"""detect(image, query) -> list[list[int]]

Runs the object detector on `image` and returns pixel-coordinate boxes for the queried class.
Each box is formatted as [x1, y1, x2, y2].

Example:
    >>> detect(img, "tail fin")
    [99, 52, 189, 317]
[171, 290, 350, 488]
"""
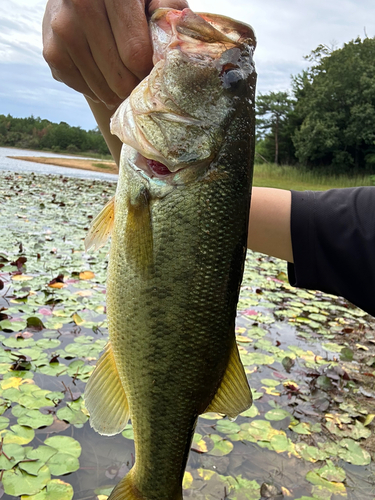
[108, 469, 183, 500]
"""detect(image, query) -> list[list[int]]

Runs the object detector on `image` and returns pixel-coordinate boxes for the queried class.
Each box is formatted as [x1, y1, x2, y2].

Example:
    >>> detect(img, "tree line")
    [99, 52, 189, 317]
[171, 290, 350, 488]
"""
[0, 114, 110, 156]
[1, 36, 374, 172]
[256, 36, 375, 173]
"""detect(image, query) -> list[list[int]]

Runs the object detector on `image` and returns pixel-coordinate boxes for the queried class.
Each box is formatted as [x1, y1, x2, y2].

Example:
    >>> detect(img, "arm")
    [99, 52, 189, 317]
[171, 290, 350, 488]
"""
[248, 187, 293, 263]
[42, 0, 189, 166]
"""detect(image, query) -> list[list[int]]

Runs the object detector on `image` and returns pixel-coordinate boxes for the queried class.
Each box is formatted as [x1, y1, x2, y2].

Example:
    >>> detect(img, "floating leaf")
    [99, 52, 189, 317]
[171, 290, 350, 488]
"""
[306, 470, 346, 494]
[12, 275, 34, 282]
[265, 408, 292, 421]
[0, 443, 25, 470]
[47, 453, 80, 476]
[26, 317, 45, 331]
[79, 271, 95, 280]
[2, 465, 50, 496]
[120, 422, 133, 441]
[290, 422, 311, 435]
[17, 409, 54, 429]
[1, 424, 35, 444]
[182, 471, 193, 490]
[191, 433, 214, 453]
[207, 434, 233, 456]
[340, 347, 354, 361]
[72, 313, 85, 326]
[338, 438, 371, 465]
[20, 479, 74, 500]
[241, 405, 259, 418]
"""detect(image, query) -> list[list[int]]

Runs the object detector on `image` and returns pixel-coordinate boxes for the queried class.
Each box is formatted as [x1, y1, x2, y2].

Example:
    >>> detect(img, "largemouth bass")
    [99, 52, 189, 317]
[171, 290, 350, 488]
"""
[85, 8, 256, 500]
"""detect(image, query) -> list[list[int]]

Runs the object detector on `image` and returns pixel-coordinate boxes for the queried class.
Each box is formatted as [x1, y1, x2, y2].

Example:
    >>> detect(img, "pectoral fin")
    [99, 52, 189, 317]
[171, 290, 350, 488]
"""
[85, 342, 129, 436]
[125, 186, 153, 272]
[85, 196, 115, 252]
[204, 340, 252, 418]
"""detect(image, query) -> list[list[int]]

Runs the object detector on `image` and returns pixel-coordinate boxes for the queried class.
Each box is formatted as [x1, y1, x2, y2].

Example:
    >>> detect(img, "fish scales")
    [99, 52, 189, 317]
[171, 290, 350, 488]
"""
[85, 7, 257, 500]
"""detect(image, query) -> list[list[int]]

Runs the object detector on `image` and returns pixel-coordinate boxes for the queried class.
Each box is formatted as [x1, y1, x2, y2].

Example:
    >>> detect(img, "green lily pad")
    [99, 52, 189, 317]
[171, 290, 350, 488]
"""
[1, 424, 35, 445]
[0, 443, 25, 470]
[265, 408, 292, 421]
[47, 453, 80, 476]
[207, 434, 233, 456]
[17, 409, 54, 429]
[2, 465, 51, 496]
[338, 438, 371, 465]
[44, 436, 82, 458]
[20, 479, 74, 500]
[122, 423, 134, 440]
[19, 459, 46, 476]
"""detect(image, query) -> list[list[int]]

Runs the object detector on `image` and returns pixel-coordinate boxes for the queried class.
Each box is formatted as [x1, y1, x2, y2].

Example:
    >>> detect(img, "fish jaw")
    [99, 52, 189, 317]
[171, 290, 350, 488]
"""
[111, 8, 256, 173]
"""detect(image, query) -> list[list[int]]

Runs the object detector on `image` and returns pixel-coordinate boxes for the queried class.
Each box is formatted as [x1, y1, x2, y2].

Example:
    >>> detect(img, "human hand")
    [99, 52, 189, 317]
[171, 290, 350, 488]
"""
[42, 0, 189, 109]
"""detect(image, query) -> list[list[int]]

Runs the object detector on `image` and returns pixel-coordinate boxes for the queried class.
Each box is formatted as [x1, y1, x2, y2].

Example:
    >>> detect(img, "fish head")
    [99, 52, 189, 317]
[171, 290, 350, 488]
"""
[111, 8, 256, 180]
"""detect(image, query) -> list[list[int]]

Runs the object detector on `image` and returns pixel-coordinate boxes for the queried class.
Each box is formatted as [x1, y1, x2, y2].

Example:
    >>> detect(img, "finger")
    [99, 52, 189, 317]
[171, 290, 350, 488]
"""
[47, 1, 128, 108]
[73, 0, 141, 100]
[148, 0, 189, 13]
[43, 33, 101, 102]
[105, 0, 154, 81]
[67, 40, 129, 109]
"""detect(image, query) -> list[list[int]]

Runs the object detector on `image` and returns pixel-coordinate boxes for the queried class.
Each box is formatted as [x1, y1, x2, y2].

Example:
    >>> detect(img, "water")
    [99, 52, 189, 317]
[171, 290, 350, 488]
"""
[0, 147, 118, 182]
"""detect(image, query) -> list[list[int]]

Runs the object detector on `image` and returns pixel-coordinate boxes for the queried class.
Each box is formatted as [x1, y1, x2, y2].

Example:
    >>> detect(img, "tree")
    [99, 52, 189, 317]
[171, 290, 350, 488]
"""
[292, 38, 375, 172]
[256, 92, 294, 164]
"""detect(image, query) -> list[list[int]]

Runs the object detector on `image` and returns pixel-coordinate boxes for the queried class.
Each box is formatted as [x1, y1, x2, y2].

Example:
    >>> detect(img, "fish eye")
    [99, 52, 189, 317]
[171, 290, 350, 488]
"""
[221, 68, 243, 90]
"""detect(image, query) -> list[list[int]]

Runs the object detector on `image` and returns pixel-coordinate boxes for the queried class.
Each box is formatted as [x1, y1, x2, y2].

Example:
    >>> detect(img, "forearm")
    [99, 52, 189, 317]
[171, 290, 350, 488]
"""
[248, 187, 293, 262]
[85, 98, 122, 167]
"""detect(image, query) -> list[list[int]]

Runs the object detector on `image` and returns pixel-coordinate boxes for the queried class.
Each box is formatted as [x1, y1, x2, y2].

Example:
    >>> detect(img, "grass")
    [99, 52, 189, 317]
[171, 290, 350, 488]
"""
[92, 162, 114, 169]
[253, 163, 374, 191]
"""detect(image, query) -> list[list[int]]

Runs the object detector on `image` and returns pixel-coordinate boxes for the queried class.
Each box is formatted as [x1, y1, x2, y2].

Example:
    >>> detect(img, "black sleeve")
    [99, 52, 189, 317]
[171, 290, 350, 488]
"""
[287, 187, 375, 316]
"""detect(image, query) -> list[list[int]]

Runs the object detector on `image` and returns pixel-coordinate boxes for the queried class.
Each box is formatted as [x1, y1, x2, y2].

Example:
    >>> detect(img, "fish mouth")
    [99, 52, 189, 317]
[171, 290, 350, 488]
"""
[131, 153, 183, 180]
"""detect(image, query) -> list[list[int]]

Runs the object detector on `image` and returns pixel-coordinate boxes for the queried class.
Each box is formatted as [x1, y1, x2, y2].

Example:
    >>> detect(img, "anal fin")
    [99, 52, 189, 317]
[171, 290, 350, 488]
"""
[85, 342, 129, 436]
[85, 196, 115, 252]
[204, 339, 252, 419]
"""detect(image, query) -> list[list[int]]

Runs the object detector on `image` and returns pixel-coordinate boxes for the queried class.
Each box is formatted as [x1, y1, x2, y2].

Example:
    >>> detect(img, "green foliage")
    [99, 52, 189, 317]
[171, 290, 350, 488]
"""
[256, 92, 295, 165]
[256, 37, 375, 173]
[0, 114, 109, 156]
[292, 38, 375, 172]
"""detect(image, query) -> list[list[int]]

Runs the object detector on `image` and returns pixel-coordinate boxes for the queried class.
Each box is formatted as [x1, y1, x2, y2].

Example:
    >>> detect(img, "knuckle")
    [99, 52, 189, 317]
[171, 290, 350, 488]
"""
[124, 38, 153, 76]
[42, 45, 60, 67]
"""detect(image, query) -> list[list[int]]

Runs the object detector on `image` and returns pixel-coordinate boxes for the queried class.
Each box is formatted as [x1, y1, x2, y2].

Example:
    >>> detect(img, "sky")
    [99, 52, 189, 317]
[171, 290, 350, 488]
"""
[1, 0, 374, 131]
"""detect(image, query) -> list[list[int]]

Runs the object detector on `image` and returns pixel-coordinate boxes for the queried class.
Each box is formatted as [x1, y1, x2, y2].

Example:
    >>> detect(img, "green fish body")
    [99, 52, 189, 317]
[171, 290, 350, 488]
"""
[85, 8, 257, 500]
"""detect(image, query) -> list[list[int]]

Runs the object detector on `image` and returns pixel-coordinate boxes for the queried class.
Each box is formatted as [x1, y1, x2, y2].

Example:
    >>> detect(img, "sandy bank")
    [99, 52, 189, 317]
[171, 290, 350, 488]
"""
[8, 156, 118, 175]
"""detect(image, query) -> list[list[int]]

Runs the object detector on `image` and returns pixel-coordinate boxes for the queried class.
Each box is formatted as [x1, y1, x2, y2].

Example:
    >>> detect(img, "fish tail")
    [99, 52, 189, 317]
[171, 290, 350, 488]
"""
[108, 469, 183, 500]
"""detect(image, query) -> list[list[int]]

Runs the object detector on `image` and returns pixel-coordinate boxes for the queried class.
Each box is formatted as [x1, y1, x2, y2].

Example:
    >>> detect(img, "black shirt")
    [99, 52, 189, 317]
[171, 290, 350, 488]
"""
[288, 187, 375, 316]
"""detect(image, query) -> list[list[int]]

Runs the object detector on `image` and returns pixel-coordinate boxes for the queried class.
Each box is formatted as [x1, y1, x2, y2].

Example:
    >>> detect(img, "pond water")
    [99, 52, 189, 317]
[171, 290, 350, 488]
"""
[0, 170, 373, 500]
[0, 147, 118, 182]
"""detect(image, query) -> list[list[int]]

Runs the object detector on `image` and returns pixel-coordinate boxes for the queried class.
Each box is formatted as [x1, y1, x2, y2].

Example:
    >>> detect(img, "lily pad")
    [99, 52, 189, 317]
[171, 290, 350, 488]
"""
[2, 465, 51, 496]
[20, 479, 74, 500]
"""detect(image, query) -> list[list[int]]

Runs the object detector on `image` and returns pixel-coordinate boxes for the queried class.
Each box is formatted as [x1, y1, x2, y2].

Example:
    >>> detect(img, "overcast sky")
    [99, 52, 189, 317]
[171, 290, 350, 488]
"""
[1, 0, 374, 131]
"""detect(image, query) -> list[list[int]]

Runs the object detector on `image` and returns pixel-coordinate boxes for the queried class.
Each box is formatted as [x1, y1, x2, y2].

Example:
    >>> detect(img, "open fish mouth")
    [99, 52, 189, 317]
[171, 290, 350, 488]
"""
[110, 8, 256, 175]
[134, 153, 179, 179]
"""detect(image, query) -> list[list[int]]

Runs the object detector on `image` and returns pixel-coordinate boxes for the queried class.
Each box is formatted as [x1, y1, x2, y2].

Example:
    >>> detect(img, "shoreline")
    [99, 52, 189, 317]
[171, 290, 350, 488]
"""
[8, 156, 118, 175]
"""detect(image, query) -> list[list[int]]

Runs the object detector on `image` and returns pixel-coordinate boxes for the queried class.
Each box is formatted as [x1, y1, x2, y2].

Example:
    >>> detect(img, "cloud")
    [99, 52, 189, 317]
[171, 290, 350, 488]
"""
[1, 0, 375, 129]
[0, 0, 44, 65]
[0, 62, 97, 130]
